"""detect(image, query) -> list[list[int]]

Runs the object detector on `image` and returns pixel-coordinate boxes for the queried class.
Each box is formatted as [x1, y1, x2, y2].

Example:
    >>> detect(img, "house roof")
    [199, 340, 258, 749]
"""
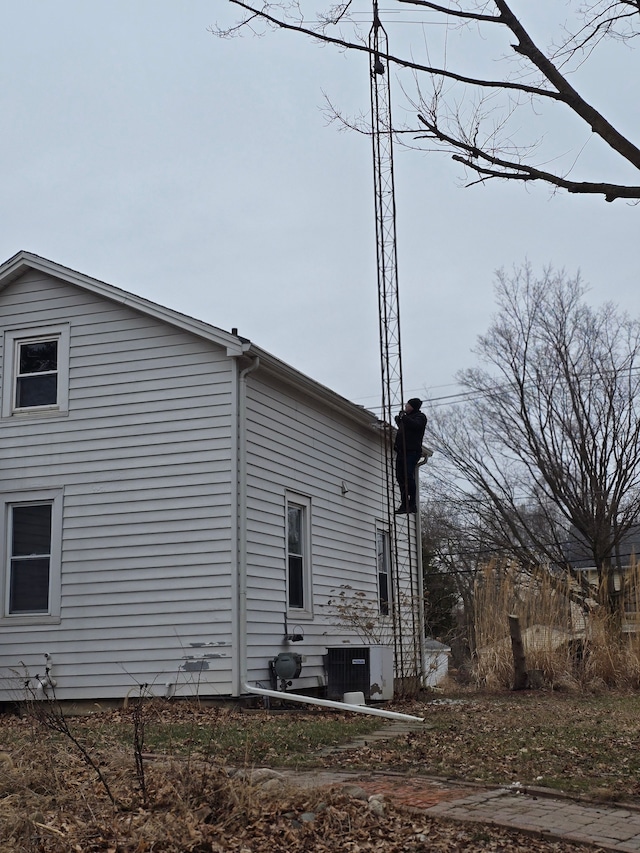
[564, 524, 640, 571]
[0, 250, 380, 430]
[424, 638, 451, 652]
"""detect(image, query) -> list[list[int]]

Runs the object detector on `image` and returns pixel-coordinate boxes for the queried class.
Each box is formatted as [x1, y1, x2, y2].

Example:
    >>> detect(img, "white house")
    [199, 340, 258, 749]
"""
[0, 252, 423, 703]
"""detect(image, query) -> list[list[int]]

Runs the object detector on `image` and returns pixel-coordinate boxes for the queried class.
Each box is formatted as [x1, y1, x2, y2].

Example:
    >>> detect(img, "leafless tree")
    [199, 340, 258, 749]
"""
[420, 496, 479, 660]
[215, 1, 640, 201]
[427, 264, 640, 617]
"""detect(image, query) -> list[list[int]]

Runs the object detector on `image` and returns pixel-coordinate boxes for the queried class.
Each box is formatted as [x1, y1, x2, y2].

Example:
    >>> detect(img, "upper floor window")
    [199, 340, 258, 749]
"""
[2, 325, 70, 417]
[286, 492, 312, 615]
[15, 338, 58, 408]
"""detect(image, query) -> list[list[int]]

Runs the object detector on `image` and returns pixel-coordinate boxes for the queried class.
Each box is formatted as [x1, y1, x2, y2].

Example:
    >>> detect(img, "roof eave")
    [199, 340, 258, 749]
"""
[0, 250, 249, 357]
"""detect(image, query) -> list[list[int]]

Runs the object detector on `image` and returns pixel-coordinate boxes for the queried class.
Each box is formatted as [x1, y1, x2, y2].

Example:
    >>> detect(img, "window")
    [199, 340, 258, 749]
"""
[287, 505, 304, 608]
[286, 493, 312, 614]
[9, 503, 52, 613]
[376, 528, 391, 616]
[2, 326, 70, 417]
[15, 338, 58, 408]
[1, 491, 62, 621]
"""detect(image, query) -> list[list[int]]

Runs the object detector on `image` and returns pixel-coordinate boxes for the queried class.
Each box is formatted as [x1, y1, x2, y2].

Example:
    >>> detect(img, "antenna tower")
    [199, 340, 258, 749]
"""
[369, 1, 422, 690]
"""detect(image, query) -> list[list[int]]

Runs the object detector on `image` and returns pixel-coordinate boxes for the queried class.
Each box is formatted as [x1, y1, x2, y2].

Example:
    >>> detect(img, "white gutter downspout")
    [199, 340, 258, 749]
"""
[236, 356, 260, 697]
[243, 682, 424, 722]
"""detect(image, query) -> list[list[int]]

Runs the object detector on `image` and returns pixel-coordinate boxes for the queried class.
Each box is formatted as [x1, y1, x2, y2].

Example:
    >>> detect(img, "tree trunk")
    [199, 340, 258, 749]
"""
[508, 615, 529, 690]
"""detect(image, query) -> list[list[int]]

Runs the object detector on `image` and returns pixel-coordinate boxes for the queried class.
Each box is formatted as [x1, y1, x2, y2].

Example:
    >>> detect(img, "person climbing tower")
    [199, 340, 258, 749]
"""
[394, 398, 427, 514]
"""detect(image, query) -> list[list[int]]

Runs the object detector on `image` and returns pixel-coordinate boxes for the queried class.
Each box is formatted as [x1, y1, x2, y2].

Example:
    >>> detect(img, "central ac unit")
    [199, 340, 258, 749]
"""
[324, 645, 393, 701]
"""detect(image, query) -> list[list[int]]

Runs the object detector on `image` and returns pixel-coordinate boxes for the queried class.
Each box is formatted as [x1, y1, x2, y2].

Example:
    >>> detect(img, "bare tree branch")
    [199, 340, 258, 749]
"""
[493, 1, 640, 170]
[224, 1, 562, 98]
[428, 265, 640, 617]
[397, 0, 501, 23]
[217, 0, 640, 200]
[417, 113, 640, 200]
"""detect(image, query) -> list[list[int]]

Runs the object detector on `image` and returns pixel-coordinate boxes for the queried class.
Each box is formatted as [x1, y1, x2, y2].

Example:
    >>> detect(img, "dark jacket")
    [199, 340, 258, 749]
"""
[394, 410, 427, 453]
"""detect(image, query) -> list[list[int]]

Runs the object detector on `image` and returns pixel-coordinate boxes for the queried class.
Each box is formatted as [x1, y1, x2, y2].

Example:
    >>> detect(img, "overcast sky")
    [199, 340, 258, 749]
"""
[2, 2, 638, 415]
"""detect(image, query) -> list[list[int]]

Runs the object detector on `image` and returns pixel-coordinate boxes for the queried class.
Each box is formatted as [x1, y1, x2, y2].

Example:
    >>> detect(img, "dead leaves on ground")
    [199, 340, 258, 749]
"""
[0, 694, 628, 852]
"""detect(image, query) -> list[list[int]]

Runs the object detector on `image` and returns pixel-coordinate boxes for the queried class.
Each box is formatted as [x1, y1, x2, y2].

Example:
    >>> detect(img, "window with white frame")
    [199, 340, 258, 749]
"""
[2, 326, 70, 417]
[376, 527, 391, 616]
[286, 494, 312, 613]
[9, 503, 52, 613]
[16, 338, 59, 408]
[2, 492, 62, 620]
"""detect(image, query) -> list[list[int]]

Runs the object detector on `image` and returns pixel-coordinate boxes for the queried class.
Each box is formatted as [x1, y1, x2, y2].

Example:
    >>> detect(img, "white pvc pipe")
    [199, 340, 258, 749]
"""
[243, 683, 424, 722]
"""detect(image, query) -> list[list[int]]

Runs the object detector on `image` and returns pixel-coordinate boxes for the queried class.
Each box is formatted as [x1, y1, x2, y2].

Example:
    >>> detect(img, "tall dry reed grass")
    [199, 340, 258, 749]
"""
[471, 559, 640, 691]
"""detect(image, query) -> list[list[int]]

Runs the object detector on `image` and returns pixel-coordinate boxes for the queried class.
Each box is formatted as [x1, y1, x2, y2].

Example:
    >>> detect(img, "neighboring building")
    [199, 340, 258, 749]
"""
[423, 638, 450, 688]
[0, 251, 423, 703]
[564, 526, 640, 633]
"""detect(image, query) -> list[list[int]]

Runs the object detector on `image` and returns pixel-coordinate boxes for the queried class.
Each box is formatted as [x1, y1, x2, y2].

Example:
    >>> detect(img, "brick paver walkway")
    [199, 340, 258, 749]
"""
[299, 717, 640, 852]
[352, 774, 640, 852]
[284, 768, 640, 851]
[426, 788, 640, 852]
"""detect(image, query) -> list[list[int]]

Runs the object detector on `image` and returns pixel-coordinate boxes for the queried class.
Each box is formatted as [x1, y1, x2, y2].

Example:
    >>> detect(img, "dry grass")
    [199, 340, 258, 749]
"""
[5, 559, 640, 850]
[0, 718, 334, 852]
[471, 560, 640, 690]
[326, 691, 640, 801]
[0, 698, 614, 853]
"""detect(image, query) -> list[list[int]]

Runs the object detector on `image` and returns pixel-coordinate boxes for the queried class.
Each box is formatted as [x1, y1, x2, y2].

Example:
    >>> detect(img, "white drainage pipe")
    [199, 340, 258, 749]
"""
[242, 683, 424, 722]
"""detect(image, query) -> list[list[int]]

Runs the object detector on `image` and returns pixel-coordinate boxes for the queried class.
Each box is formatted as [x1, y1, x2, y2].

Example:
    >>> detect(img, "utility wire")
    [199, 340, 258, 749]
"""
[355, 364, 640, 415]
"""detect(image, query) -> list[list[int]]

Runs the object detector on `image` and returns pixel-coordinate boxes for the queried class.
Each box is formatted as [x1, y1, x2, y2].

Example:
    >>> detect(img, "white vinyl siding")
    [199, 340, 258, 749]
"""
[0, 271, 235, 700]
[242, 371, 391, 689]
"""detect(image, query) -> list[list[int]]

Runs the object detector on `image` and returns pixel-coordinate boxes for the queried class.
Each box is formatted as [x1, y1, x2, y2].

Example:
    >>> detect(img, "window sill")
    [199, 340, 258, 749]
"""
[287, 608, 314, 621]
[0, 615, 61, 627]
[10, 407, 68, 419]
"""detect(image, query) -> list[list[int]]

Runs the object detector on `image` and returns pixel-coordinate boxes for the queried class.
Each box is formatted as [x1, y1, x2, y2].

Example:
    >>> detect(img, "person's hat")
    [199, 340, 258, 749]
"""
[407, 398, 422, 410]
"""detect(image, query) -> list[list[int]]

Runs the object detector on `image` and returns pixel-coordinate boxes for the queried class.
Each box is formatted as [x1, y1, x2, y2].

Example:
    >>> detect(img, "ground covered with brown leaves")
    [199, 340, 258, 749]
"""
[1, 691, 636, 852]
[0, 747, 595, 853]
[321, 692, 640, 801]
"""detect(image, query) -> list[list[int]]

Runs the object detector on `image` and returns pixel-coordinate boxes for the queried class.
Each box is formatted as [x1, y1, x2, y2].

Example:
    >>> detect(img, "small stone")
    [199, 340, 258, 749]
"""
[341, 784, 368, 800]
[235, 767, 285, 784]
[260, 778, 285, 792]
[368, 797, 385, 816]
[300, 812, 316, 823]
[251, 768, 285, 782]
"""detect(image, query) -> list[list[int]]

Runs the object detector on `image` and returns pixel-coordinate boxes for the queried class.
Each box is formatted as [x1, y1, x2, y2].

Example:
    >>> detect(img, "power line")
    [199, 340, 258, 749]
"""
[356, 363, 640, 416]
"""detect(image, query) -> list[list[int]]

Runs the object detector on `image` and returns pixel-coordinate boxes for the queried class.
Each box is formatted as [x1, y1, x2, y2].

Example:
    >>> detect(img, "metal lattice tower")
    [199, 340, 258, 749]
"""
[369, 1, 422, 690]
